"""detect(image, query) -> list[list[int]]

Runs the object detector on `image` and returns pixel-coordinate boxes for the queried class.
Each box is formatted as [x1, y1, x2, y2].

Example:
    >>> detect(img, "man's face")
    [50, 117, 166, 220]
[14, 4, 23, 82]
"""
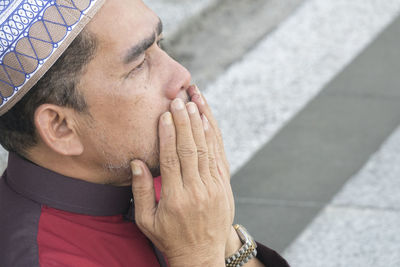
[76, 0, 191, 185]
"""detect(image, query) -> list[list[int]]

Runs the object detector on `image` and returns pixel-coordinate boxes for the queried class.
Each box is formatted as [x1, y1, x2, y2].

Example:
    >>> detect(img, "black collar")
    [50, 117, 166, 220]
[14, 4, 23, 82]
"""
[5, 152, 133, 216]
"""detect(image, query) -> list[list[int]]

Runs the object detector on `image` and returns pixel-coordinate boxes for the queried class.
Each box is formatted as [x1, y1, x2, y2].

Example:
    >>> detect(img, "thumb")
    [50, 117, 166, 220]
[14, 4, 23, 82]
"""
[130, 160, 156, 229]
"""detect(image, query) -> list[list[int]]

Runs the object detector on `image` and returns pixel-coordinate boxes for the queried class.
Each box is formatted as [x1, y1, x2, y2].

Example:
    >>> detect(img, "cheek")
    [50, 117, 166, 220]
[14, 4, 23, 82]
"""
[86, 83, 169, 142]
[111, 99, 162, 140]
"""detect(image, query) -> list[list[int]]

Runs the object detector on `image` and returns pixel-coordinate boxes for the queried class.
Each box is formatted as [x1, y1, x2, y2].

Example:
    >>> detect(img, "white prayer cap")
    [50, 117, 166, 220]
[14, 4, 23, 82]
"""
[0, 0, 104, 115]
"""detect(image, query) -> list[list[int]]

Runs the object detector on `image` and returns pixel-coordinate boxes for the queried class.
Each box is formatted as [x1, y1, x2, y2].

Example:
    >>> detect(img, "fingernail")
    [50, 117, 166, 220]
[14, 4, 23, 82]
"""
[194, 84, 201, 93]
[162, 112, 172, 125]
[172, 98, 184, 110]
[202, 114, 209, 130]
[199, 95, 205, 105]
[187, 102, 196, 114]
[131, 162, 142, 176]
[193, 85, 204, 104]
[192, 93, 204, 105]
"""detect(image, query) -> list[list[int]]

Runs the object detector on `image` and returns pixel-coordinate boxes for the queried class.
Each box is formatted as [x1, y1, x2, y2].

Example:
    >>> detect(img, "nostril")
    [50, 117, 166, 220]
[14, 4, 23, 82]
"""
[175, 89, 190, 104]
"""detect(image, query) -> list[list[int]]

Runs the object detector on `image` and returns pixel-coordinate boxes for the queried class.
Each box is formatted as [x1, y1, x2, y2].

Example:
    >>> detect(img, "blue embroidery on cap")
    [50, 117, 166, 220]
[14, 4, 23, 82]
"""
[0, 1, 12, 13]
[0, 0, 96, 105]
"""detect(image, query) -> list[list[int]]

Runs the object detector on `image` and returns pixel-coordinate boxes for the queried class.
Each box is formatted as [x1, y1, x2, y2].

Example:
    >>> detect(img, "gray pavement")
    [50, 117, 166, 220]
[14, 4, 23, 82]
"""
[145, 0, 218, 37]
[232, 4, 400, 256]
[284, 124, 400, 266]
[201, 0, 400, 176]
[163, 0, 304, 89]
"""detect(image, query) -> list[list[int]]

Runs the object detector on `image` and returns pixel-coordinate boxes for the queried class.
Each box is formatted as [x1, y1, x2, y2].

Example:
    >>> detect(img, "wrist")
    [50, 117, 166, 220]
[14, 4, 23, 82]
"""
[225, 225, 243, 258]
[169, 257, 225, 267]
[224, 224, 259, 267]
[167, 244, 225, 267]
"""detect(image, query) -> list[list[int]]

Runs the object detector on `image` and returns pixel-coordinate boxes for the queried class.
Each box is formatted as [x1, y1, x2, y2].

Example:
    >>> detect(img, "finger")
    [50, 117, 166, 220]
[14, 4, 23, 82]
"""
[159, 112, 183, 189]
[188, 86, 216, 129]
[131, 160, 156, 233]
[170, 98, 200, 185]
[186, 102, 210, 180]
[202, 114, 219, 180]
[214, 134, 230, 180]
[214, 136, 226, 178]
[189, 85, 229, 170]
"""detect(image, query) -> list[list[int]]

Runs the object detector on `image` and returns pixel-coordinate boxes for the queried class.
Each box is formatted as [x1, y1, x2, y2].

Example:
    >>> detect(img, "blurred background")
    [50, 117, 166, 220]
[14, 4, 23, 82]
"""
[2, 0, 400, 266]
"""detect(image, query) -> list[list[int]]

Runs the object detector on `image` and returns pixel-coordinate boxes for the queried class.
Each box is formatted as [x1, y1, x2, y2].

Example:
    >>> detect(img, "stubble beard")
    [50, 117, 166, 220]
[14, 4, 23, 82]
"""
[82, 112, 161, 186]
[100, 137, 161, 184]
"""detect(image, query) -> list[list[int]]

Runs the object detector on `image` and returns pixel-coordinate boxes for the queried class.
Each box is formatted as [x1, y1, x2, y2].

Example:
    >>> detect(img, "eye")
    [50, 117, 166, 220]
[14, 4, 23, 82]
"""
[127, 57, 147, 77]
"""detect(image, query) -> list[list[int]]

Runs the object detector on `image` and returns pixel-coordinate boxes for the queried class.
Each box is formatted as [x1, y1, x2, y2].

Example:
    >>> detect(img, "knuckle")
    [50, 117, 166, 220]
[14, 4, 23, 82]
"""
[208, 153, 217, 165]
[207, 187, 223, 205]
[190, 191, 209, 211]
[196, 147, 208, 159]
[192, 189, 208, 203]
[193, 124, 205, 135]
[167, 199, 186, 215]
[177, 145, 197, 158]
[160, 155, 180, 169]
[135, 213, 150, 230]
[198, 194, 209, 206]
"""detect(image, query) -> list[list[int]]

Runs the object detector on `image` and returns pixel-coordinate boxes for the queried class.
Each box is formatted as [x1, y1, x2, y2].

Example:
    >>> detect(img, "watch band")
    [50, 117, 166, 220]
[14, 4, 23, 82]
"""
[225, 224, 257, 267]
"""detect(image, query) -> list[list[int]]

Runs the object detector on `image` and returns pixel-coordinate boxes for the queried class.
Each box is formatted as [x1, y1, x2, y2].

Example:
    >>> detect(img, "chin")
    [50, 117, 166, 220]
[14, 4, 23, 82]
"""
[147, 154, 160, 177]
[146, 140, 161, 177]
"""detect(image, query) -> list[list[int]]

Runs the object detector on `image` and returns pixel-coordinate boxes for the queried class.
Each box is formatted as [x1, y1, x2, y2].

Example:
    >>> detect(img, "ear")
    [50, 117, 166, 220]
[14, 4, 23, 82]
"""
[34, 104, 84, 156]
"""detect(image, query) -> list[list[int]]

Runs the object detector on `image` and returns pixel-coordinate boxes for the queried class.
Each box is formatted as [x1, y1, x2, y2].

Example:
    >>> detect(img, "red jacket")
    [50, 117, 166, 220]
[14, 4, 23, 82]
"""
[0, 153, 289, 266]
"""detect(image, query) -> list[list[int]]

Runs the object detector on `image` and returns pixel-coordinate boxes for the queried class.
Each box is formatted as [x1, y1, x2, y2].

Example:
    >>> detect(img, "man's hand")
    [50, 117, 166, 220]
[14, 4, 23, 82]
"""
[130, 92, 234, 266]
[187, 85, 234, 226]
[188, 86, 264, 267]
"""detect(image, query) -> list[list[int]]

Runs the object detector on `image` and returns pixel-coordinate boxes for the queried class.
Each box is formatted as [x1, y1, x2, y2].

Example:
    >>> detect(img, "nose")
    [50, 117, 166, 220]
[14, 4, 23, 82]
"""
[161, 53, 192, 100]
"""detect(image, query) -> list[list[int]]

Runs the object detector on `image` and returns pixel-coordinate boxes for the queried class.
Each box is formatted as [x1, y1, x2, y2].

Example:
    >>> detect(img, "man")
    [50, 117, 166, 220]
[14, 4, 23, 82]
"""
[0, 0, 289, 266]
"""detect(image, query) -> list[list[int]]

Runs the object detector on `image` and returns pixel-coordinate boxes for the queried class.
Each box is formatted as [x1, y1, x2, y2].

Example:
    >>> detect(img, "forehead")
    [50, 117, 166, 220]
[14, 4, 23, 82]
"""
[86, 0, 158, 63]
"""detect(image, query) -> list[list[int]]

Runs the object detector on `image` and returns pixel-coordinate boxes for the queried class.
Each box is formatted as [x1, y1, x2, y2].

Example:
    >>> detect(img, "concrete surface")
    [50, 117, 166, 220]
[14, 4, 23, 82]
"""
[284, 125, 400, 266]
[145, 0, 218, 37]
[164, 0, 304, 88]
[203, 0, 400, 175]
[232, 10, 400, 253]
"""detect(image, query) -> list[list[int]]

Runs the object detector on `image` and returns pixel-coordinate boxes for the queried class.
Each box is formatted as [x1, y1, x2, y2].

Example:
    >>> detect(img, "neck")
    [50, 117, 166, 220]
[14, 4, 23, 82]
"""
[26, 145, 131, 186]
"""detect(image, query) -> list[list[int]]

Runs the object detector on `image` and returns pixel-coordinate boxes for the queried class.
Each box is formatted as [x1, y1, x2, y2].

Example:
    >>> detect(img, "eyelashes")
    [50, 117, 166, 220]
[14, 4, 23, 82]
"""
[135, 58, 147, 71]
[127, 58, 146, 77]
[127, 37, 164, 78]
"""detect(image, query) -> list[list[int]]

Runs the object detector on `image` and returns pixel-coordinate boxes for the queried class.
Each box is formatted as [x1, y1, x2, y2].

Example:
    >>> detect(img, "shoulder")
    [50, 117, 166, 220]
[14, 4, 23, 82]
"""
[0, 172, 41, 267]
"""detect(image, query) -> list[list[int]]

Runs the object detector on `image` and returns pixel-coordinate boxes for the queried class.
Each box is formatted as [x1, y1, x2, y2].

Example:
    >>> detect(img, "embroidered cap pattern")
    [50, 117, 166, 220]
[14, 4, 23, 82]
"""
[0, 1, 12, 12]
[0, 0, 104, 115]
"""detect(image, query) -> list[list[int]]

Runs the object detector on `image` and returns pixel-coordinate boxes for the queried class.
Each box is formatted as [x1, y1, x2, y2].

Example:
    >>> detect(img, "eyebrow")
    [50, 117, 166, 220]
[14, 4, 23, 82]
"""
[123, 19, 163, 65]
